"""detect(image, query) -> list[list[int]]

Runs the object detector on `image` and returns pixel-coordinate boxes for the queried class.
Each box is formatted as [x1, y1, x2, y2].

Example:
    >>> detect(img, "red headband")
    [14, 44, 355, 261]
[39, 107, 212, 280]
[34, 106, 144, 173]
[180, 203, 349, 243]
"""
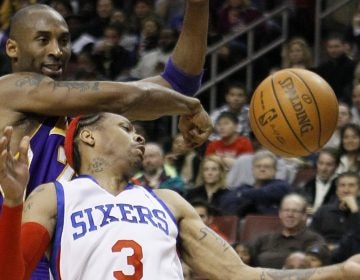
[64, 116, 82, 169]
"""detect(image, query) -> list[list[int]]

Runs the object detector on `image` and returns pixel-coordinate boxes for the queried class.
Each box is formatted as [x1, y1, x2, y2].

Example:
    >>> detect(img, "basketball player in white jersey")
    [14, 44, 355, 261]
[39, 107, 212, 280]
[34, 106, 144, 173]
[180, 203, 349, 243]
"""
[2, 114, 360, 279]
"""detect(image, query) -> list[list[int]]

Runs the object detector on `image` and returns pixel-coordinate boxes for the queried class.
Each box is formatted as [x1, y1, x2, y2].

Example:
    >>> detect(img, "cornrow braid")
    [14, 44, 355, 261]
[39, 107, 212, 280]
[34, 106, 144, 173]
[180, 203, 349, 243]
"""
[65, 114, 103, 173]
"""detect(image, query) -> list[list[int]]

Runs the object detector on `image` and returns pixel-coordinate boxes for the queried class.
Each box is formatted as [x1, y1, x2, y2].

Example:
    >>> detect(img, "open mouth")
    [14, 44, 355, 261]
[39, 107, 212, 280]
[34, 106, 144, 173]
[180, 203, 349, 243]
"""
[41, 64, 63, 77]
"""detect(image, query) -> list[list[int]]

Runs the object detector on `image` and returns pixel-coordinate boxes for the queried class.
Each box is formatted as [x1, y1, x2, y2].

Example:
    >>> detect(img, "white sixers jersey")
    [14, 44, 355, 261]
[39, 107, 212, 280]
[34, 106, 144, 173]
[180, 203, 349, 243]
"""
[50, 175, 183, 280]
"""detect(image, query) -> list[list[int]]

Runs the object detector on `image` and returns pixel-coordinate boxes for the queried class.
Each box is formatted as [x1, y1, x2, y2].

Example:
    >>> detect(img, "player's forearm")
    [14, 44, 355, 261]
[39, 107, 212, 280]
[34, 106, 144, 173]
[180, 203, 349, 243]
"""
[2, 72, 202, 120]
[171, 0, 208, 75]
[0, 205, 25, 279]
[182, 225, 248, 279]
[260, 265, 347, 280]
[114, 80, 203, 120]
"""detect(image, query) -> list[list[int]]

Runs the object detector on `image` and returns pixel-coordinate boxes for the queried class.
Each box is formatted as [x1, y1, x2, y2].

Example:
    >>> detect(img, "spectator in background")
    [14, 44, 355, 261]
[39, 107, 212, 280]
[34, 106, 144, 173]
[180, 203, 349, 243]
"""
[223, 150, 292, 217]
[155, 0, 184, 27]
[85, 0, 115, 38]
[227, 133, 299, 188]
[281, 37, 313, 69]
[132, 142, 186, 195]
[248, 194, 326, 269]
[185, 155, 231, 215]
[296, 147, 340, 216]
[110, 9, 138, 57]
[351, 84, 360, 124]
[65, 13, 96, 57]
[205, 111, 253, 169]
[128, 0, 161, 35]
[345, 11, 360, 60]
[283, 252, 308, 269]
[210, 82, 250, 139]
[191, 200, 229, 243]
[92, 23, 134, 80]
[324, 102, 352, 149]
[136, 16, 162, 58]
[73, 50, 105, 81]
[331, 221, 360, 263]
[233, 242, 252, 266]
[49, 0, 73, 18]
[165, 133, 202, 188]
[217, 0, 258, 34]
[304, 244, 331, 268]
[310, 172, 360, 250]
[314, 33, 356, 105]
[131, 27, 177, 79]
[336, 123, 360, 175]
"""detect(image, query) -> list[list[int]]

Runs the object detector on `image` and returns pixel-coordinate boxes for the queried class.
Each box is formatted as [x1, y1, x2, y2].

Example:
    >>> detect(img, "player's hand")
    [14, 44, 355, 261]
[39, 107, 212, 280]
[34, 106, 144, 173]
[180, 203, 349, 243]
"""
[178, 105, 213, 148]
[0, 127, 30, 206]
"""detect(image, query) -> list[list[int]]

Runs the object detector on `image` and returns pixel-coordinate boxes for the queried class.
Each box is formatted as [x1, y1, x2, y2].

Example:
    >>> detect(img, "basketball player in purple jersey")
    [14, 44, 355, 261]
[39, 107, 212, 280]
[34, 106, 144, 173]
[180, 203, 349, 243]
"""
[1, 115, 360, 279]
[0, 1, 210, 279]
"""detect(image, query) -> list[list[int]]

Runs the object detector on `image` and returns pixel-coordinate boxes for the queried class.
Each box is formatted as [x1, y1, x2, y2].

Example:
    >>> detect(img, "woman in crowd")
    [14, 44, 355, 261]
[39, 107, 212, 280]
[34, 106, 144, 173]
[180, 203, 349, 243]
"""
[281, 37, 313, 69]
[337, 123, 360, 174]
[185, 155, 231, 214]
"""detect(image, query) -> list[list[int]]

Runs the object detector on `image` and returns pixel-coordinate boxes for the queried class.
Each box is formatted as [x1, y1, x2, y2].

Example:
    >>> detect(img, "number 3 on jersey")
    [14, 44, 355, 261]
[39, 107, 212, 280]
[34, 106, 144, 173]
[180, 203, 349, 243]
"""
[112, 240, 143, 280]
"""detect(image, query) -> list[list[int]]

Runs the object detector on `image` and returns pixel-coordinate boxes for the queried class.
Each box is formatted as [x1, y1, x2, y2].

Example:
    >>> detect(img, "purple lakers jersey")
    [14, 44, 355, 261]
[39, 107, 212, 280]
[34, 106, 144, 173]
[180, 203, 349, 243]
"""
[27, 117, 75, 196]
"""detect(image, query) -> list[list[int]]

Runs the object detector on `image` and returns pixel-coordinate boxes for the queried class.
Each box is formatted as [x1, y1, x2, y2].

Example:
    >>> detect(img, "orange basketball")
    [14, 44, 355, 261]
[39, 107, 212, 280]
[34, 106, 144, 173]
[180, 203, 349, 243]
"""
[249, 68, 338, 157]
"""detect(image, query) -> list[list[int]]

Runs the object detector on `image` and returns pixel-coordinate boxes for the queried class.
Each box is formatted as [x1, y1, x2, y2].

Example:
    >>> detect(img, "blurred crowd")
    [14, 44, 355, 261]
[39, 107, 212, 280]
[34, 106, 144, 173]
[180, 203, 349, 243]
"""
[2, 0, 360, 279]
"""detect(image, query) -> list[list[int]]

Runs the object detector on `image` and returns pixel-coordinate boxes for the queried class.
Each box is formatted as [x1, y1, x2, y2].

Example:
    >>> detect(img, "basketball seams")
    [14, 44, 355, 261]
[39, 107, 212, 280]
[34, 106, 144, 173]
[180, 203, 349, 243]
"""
[271, 73, 312, 155]
[250, 78, 297, 157]
[288, 69, 322, 149]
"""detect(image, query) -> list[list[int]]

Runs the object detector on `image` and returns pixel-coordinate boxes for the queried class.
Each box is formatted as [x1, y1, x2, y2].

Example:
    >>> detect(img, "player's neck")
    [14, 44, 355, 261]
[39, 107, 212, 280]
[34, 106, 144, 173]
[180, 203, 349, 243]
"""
[96, 175, 129, 196]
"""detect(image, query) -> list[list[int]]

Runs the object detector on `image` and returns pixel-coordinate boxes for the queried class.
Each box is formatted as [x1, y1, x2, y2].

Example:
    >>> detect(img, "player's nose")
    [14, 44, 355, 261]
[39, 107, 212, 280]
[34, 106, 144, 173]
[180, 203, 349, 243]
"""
[134, 134, 145, 145]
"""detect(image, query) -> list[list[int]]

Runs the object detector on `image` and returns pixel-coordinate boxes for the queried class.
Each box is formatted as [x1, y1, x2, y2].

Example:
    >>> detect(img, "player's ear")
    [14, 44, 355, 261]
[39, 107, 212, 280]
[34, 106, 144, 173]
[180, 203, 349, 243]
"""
[79, 129, 95, 146]
[6, 39, 18, 58]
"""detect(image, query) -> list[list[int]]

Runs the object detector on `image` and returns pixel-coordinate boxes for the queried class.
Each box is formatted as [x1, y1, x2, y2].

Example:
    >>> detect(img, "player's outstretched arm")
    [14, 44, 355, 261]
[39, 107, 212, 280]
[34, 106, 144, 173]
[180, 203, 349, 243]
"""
[0, 127, 55, 279]
[0, 72, 201, 120]
[157, 190, 360, 280]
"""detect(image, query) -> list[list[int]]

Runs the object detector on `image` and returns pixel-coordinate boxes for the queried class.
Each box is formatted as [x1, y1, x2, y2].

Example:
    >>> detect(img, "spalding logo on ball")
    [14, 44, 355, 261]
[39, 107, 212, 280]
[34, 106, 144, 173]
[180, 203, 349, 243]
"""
[249, 68, 338, 157]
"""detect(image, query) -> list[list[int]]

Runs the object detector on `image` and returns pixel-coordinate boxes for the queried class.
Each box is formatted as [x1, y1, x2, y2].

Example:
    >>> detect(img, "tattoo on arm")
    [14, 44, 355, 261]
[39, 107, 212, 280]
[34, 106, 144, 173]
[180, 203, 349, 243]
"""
[261, 268, 319, 280]
[53, 81, 100, 92]
[198, 227, 230, 252]
[15, 74, 45, 87]
[23, 185, 47, 213]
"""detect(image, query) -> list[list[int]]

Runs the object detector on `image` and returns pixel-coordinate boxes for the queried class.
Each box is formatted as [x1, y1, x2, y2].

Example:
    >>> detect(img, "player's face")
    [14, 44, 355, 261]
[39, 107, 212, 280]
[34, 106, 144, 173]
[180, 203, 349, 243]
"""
[225, 87, 247, 111]
[279, 198, 306, 230]
[342, 127, 360, 152]
[316, 152, 337, 182]
[9, 9, 71, 79]
[96, 114, 145, 173]
[252, 157, 276, 181]
[336, 176, 359, 198]
[216, 118, 237, 139]
[202, 160, 222, 185]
